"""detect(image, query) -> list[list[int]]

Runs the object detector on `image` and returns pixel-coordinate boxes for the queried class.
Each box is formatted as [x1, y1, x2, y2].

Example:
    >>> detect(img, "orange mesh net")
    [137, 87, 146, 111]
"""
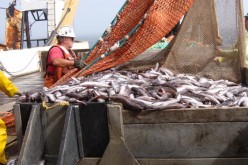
[85, 0, 155, 63]
[53, 0, 195, 87]
[118, 0, 246, 83]
[0, 112, 16, 136]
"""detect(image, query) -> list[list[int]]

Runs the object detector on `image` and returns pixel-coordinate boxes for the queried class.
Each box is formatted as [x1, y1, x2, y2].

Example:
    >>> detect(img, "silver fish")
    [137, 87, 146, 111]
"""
[80, 81, 110, 88]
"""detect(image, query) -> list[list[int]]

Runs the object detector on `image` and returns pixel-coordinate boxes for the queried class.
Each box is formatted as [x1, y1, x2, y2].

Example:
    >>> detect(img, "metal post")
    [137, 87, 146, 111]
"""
[24, 11, 31, 48]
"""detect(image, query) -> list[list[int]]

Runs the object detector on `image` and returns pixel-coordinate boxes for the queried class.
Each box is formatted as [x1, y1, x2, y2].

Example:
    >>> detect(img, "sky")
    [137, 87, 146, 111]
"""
[0, 0, 126, 46]
[0, 0, 247, 47]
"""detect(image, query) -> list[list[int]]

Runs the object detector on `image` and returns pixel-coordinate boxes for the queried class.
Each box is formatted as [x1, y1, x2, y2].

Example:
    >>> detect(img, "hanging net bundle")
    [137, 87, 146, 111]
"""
[52, 0, 247, 87]
[120, 0, 246, 83]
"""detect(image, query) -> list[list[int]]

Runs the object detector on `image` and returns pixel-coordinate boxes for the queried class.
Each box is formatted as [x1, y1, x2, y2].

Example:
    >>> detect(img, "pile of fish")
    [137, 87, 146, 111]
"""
[17, 63, 248, 111]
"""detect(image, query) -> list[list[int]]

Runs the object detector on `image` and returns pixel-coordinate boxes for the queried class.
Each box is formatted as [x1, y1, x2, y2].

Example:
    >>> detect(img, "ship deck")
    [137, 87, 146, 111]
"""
[0, 72, 44, 111]
[0, 72, 45, 160]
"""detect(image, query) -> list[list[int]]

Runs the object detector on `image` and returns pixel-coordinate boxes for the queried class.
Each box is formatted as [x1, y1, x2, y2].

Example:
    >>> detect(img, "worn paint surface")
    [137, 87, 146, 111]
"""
[5, 6, 22, 49]
[124, 122, 248, 158]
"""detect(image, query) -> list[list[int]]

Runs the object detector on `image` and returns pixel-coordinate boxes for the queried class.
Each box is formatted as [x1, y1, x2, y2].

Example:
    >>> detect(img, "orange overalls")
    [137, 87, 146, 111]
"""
[44, 46, 78, 88]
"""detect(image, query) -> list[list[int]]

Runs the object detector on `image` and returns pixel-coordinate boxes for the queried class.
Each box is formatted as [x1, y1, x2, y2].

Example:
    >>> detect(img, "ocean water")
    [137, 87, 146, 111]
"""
[9, 34, 165, 51]
[19, 35, 100, 49]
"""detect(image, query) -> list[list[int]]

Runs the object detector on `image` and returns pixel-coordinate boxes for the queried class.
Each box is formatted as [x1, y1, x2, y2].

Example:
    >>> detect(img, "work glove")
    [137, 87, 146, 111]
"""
[15, 90, 24, 96]
[74, 60, 86, 69]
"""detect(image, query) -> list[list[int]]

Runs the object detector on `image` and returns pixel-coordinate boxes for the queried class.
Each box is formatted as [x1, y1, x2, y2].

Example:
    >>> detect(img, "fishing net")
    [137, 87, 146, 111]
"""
[84, 0, 155, 63]
[120, 0, 246, 83]
[53, 0, 195, 87]
[0, 112, 16, 136]
[53, 0, 246, 87]
[162, 0, 245, 83]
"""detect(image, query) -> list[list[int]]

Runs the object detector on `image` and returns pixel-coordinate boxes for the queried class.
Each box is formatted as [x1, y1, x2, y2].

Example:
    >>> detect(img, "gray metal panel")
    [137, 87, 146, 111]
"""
[123, 108, 248, 124]
[57, 105, 81, 165]
[98, 103, 139, 165]
[74, 106, 84, 158]
[137, 158, 248, 165]
[17, 104, 44, 165]
[41, 105, 68, 157]
[124, 122, 248, 158]
[13, 103, 35, 149]
[14, 103, 248, 164]
[76, 158, 248, 165]
[13, 104, 23, 150]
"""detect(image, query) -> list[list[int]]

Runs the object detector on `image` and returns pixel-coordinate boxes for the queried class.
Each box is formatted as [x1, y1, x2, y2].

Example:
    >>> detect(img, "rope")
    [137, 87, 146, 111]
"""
[42, 100, 69, 110]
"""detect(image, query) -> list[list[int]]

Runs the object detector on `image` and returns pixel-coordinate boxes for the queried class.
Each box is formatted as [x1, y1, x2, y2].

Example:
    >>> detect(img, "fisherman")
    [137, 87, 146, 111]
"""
[44, 25, 86, 88]
[0, 70, 23, 97]
[0, 118, 7, 165]
[0, 70, 23, 165]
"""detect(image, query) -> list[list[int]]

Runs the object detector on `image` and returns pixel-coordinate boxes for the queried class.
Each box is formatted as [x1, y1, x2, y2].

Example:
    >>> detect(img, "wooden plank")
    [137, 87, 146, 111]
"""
[123, 122, 248, 158]
[123, 108, 248, 124]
